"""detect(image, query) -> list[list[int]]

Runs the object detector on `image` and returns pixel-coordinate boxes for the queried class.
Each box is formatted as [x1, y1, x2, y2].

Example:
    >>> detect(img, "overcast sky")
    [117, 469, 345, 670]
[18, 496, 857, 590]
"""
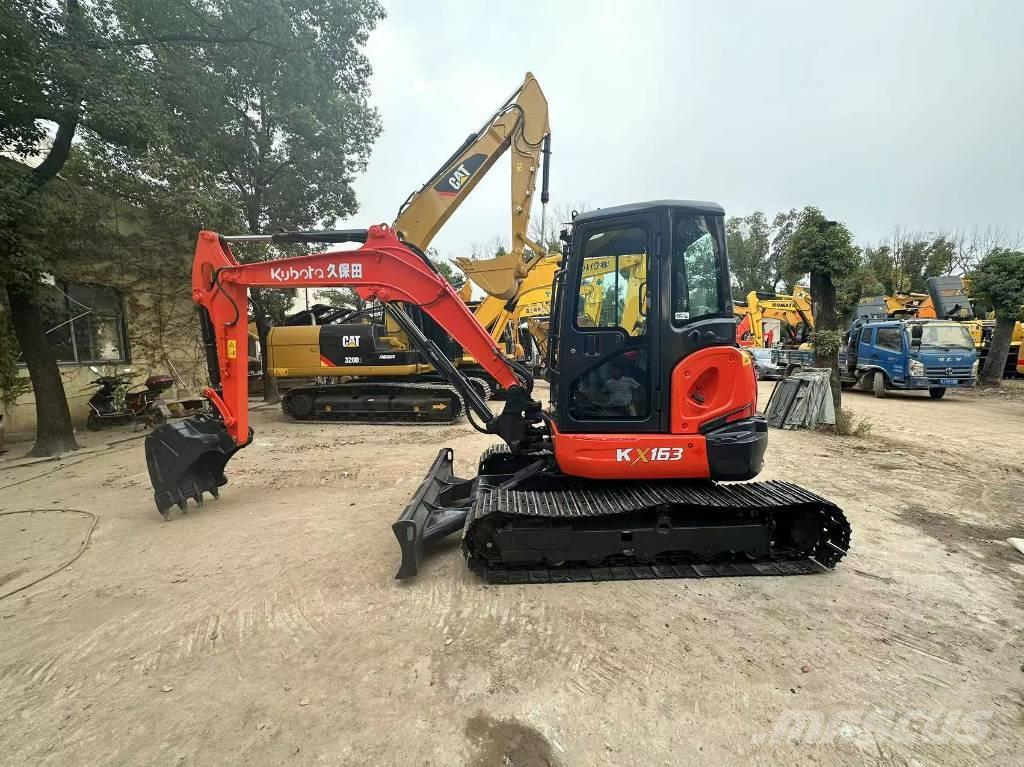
[344, 0, 1023, 264]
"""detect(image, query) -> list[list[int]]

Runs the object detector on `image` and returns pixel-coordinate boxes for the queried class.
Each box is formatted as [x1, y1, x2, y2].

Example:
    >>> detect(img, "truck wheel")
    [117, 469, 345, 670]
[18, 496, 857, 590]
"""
[86, 412, 103, 431]
[872, 371, 887, 398]
[929, 387, 946, 400]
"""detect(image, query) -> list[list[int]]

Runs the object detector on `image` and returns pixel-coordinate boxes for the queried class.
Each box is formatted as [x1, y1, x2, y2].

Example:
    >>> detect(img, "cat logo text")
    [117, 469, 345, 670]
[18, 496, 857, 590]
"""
[447, 163, 471, 192]
[616, 447, 684, 465]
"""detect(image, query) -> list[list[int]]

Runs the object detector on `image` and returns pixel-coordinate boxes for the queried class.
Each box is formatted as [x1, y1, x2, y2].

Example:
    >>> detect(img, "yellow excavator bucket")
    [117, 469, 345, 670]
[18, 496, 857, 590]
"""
[454, 251, 540, 302]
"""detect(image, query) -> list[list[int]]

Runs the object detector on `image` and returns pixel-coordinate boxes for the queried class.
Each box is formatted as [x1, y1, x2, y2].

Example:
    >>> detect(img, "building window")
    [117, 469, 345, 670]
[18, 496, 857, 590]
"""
[35, 281, 130, 364]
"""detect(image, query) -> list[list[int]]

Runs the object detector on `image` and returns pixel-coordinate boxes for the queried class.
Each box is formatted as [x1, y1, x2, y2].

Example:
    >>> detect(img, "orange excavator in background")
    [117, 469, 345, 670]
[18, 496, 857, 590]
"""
[144, 200, 850, 583]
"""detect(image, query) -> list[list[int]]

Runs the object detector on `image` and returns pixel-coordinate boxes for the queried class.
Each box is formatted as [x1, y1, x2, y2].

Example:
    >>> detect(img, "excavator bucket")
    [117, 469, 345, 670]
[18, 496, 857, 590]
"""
[455, 251, 537, 302]
[144, 414, 251, 518]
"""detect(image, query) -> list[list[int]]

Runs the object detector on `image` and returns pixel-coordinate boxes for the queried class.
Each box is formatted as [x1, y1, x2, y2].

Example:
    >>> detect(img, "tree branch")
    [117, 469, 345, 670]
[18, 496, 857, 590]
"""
[31, 116, 80, 189]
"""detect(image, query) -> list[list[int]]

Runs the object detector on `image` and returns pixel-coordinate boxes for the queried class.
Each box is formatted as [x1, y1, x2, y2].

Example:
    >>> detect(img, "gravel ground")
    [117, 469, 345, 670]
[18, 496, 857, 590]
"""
[1, 381, 1022, 766]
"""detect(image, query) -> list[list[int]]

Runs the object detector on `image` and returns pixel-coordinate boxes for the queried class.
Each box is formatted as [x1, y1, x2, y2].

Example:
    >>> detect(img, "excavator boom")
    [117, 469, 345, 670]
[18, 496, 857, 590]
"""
[422, 74, 550, 301]
[267, 73, 551, 422]
[735, 288, 814, 347]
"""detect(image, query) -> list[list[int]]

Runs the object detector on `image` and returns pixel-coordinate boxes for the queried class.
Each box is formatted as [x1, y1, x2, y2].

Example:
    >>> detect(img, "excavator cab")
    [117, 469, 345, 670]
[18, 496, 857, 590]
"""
[549, 201, 739, 432]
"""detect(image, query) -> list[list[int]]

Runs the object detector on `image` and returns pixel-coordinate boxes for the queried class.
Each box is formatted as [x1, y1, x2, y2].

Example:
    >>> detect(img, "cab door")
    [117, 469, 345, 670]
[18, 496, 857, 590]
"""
[552, 212, 661, 433]
[857, 327, 875, 372]
[874, 325, 905, 381]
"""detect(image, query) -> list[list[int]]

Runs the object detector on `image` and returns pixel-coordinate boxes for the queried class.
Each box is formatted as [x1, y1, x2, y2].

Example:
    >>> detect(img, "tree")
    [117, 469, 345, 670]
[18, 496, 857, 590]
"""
[428, 251, 466, 291]
[0, 0, 171, 455]
[783, 207, 860, 407]
[969, 249, 1024, 386]
[726, 212, 772, 296]
[1, 0, 381, 452]
[133, 0, 384, 402]
[318, 288, 364, 312]
[769, 209, 801, 291]
[725, 209, 804, 298]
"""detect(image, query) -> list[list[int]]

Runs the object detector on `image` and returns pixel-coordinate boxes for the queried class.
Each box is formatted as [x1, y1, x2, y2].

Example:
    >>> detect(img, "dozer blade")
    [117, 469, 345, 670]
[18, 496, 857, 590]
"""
[392, 448, 473, 579]
[144, 414, 251, 519]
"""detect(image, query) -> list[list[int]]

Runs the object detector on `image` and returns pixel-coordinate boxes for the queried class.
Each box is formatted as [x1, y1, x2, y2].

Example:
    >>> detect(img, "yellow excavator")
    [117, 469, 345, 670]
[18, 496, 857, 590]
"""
[266, 73, 551, 421]
[463, 246, 649, 374]
[734, 286, 813, 348]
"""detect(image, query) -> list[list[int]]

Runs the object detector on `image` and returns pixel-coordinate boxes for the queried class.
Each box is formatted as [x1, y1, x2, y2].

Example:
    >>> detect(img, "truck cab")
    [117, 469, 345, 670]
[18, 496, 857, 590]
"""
[838, 318, 978, 399]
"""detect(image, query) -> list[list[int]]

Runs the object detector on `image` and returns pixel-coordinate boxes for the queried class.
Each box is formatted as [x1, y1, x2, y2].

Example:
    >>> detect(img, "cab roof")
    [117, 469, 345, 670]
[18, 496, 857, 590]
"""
[572, 200, 725, 223]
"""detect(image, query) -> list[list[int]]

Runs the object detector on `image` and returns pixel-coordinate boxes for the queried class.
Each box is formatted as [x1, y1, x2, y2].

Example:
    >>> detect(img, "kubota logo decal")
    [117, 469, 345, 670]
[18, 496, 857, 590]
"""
[616, 447, 684, 464]
[269, 262, 363, 282]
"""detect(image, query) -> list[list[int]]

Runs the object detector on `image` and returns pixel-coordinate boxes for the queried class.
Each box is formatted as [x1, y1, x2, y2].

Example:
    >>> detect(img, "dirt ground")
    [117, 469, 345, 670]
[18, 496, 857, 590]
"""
[1, 381, 1022, 766]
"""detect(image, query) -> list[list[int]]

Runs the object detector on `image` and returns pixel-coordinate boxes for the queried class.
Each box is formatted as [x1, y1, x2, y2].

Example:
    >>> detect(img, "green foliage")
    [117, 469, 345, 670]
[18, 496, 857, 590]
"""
[726, 210, 803, 296]
[810, 329, 844, 359]
[726, 212, 771, 295]
[318, 288, 363, 311]
[783, 207, 860, 280]
[428, 251, 466, 290]
[855, 235, 956, 301]
[969, 249, 1024, 320]
[137, 0, 385, 234]
[0, 0, 387, 434]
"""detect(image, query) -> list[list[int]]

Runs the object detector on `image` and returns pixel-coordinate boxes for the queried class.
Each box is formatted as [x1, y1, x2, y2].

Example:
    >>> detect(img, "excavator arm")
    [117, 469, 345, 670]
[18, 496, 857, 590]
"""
[146, 225, 544, 516]
[737, 289, 814, 347]
[393, 73, 551, 300]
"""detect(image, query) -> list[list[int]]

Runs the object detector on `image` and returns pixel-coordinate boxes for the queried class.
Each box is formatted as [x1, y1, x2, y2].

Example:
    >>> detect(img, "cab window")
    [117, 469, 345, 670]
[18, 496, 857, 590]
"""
[876, 327, 903, 352]
[575, 227, 648, 337]
[672, 213, 722, 325]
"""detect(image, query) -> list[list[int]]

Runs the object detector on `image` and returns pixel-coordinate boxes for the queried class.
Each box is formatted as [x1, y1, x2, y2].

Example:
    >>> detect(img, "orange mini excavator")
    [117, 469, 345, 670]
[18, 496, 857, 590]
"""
[145, 201, 850, 582]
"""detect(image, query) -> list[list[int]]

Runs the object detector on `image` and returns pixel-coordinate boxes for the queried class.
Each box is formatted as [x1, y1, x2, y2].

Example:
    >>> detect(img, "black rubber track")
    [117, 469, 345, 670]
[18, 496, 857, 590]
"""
[464, 479, 851, 584]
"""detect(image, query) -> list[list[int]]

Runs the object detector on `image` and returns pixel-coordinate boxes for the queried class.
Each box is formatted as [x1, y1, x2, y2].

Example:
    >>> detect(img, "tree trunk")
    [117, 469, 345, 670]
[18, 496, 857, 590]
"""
[979, 316, 1014, 387]
[809, 270, 842, 410]
[250, 290, 280, 403]
[5, 282, 80, 456]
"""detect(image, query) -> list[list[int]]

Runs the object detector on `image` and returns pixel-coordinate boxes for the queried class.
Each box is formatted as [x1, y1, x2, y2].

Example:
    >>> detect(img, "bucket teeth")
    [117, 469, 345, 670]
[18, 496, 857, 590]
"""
[145, 415, 251, 520]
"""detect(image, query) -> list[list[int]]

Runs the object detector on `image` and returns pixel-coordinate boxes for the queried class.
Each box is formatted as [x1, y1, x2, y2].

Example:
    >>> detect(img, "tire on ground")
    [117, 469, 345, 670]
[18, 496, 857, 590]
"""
[873, 370, 887, 398]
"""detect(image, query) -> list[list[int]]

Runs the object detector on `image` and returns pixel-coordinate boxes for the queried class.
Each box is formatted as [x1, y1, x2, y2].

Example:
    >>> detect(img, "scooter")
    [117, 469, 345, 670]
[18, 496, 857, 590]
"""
[84, 366, 174, 431]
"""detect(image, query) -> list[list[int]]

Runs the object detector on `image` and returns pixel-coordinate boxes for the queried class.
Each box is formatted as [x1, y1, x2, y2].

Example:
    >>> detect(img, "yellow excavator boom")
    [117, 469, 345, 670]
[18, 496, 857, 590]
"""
[735, 288, 814, 347]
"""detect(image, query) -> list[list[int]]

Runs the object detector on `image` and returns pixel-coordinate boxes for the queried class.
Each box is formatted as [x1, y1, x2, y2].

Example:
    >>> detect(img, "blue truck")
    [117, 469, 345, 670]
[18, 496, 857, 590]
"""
[838, 318, 978, 399]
